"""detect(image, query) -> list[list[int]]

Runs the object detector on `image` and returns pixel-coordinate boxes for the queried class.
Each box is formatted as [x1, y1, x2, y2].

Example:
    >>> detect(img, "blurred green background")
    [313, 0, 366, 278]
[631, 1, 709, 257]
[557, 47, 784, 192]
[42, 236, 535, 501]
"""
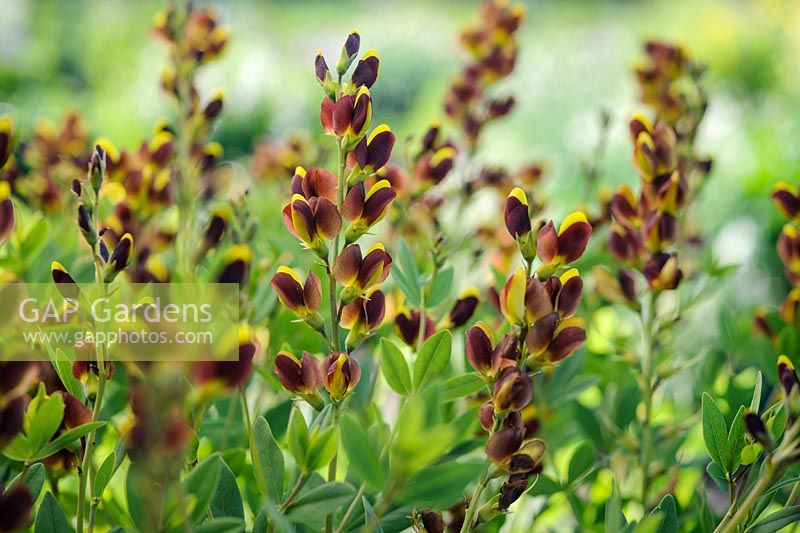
[1, 0, 799, 342]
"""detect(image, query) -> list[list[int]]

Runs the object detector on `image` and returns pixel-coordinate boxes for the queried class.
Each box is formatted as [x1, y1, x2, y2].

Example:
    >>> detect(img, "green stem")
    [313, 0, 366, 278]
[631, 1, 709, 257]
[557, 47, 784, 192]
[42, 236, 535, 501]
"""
[278, 474, 310, 513]
[639, 294, 656, 510]
[714, 460, 777, 533]
[325, 405, 341, 533]
[328, 139, 347, 352]
[460, 417, 503, 532]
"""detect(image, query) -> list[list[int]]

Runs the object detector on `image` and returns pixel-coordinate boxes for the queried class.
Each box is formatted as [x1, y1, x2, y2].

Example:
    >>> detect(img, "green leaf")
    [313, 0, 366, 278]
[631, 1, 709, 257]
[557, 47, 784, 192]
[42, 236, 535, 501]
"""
[2, 434, 31, 461]
[93, 452, 116, 497]
[183, 453, 223, 523]
[705, 462, 727, 491]
[397, 460, 486, 507]
[398, 240, 421, 286]
[49, 348, 84, 401]
[412, 330, 452, 391]
[727, 406, 746, 474]
[8, 462, 46, 501]
[701, 393, 729, 470]
[380, 338, 412, 396]
[27, 393, 65, 454]
[426, 265, 454, 307]
[653, 494, 677, 533]
[567, 440, 595, 485]
[287, 408, 310, 471]
[441, 373, 485, 401]
[252, 416, 284, 502]
[285, 482, 356, 525]
[21, 216, 50, 260]
[35, 492, 72, 533]
[210, 460, 244, 519]
[527, 474, 562, 497]
[605, 482, 626, 533]
[746, 506, 800, 533]
[362, 496, 383, 533]
[195, 517, 245, 533]
[32, 422, 105, 462]
[340, 413, 386, 490]
[261, 501, 295, 533]
[391, 268, 420, 308]
[750, 371, 763, 413]
[306, 425, 339, 472]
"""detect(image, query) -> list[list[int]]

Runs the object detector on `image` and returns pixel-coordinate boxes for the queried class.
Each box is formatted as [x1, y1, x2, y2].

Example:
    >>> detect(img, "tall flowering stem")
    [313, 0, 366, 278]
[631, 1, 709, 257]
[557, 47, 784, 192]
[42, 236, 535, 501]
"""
[153, 2, 228, 280]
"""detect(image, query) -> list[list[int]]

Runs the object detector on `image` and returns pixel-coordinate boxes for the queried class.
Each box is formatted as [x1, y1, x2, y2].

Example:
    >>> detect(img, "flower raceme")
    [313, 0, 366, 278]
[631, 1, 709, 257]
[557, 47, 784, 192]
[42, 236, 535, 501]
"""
[269, 267, 324, 329]
[333, 243, 392, 303]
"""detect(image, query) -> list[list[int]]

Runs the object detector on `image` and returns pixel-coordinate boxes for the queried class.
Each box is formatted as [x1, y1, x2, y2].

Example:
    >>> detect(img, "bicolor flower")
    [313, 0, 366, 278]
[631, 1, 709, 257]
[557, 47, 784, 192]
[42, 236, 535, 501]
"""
[525, 315, 586, 364]
[341, 288, 386, 348]
[485, 427, 544, 476]
[315, 51, 334, 98]
[191, 327, 258, 395]
[777, 223, 800, 284]
[772, 181, 800, 222]
[778, 355, 799, 403]
[499, 267, 527, 325]
[394, 308, 436, 347]
[744, 412, 772, 451]
[351, 49, 380, 88]
[414, 146, 456, 186]
[51, 261, 80, 301]
[322, 351, 361, 402]
[77, 204, 96, 246]
[448, 287, 480, 327]
[609, 223, 645, 264]
[270, 267, 324, 328]
[493, 367, 532, 414]
[321, 86, 372, 146]
[536, 212, 592, 268]
[504, 187, 531, 239]
[342, 179, 396, 243]
[643, 211, 677, 252]
[104, 233, 134, 282]
[642, 252, 682, 292]
[0, 116, 12, 170]
[524, 269, 583, 325]
[0, 181, 14, 245]
[333, 243, 392, 302]
[217, 244, 252, 285]
[416, 510, 444, 533]
[466, 322, 518, 378]
[0, 483, 33, 532]
[610, 185, 641, 228]
[504, 188, 537, 262]
[275, 351, 323, 408]
[202, 204, 232, 252]
[290, 166, 337, 202]
[629, 113, 677, 182]
[336, 30, 361, 75]
[283, 194, 342, 256]
[351, 125, 395, 173]
[592, 266, 637, 305]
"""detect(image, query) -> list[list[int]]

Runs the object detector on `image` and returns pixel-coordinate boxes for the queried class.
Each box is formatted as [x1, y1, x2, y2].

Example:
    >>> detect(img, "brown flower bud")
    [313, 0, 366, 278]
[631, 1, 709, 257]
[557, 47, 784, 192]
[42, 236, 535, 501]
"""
[493, 367, 532, 413]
